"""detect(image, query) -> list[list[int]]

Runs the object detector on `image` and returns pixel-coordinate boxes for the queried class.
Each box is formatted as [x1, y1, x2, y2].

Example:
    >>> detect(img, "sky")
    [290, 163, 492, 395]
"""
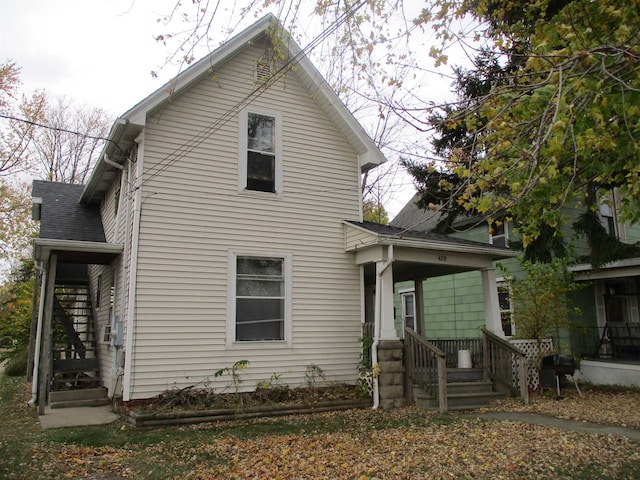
[0, 0, 203, 116]
[0, 0, 462, 216]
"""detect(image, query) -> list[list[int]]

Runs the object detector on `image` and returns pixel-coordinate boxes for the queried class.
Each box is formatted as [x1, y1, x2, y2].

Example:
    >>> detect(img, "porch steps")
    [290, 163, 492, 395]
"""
[415, 368, 508, 411]
[49, 387, 110, 409]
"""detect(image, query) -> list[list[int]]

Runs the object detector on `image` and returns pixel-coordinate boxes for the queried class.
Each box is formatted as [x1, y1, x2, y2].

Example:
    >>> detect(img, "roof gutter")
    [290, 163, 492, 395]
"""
[377, 236, 520, 260]
[79, 118, 130, 204]
[33, 238, 123, 262]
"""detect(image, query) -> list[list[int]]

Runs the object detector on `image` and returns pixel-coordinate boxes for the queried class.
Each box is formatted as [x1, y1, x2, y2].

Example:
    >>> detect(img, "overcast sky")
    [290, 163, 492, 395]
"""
[1, 0, 464, 216]
[1, 0, 209, 115]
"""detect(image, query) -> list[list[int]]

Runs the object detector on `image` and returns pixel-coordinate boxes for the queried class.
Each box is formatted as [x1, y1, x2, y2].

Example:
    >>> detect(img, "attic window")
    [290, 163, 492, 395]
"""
[255, 57, 274, 84]
[238, 109, 282, 194]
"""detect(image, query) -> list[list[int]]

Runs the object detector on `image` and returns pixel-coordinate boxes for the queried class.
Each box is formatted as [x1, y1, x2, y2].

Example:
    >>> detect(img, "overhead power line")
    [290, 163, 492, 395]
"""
[0, 113, 123, 153]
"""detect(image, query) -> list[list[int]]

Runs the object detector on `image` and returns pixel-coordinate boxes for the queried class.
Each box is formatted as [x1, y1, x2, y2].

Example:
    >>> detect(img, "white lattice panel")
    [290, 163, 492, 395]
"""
[510, 339, 555, 391]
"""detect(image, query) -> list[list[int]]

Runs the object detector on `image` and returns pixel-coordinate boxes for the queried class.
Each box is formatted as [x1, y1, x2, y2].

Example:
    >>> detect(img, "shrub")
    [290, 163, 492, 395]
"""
[3, 346, 28, 377]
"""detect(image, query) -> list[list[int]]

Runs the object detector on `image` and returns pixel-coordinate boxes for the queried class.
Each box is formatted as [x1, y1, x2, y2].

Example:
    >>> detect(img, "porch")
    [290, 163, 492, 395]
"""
[362, 322, 529, 412]
[344, 221, 523, 411]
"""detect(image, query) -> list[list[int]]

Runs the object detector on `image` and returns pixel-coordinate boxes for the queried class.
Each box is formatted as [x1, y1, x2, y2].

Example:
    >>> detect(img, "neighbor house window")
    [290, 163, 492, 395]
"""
[239, 109, 282, 194]
[229, 254, 291, 343]
[401, 290, 416, 332]
[490, 221, 509, 247]
[598, 193, 618, 237]
[498, 283, 515, 336]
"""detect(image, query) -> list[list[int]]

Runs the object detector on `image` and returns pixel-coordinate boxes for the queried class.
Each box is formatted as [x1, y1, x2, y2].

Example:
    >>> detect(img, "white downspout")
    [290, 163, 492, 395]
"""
[372, 244, 394, 409]
[122, 133, 144, 402]
[29, 261, 47, 406]
[110, 157, 130, 398]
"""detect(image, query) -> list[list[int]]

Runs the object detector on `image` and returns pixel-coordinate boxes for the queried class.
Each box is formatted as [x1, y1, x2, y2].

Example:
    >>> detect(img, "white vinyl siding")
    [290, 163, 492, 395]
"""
[126, 41, 363, 399]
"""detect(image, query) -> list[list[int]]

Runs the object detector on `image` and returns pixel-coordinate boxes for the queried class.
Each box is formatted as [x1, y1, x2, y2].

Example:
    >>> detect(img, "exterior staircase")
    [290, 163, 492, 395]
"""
[414, 368, 507, 410]
[49, 282, 108, 407]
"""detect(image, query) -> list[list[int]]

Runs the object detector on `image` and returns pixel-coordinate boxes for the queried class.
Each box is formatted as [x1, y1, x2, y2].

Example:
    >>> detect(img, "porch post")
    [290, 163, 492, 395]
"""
[38, 253, 58, 415]
[481, 266, 504, 337]
[378, 260, 396, 340]
[414, 279, 425, 337]
[374, 252, 404, 408]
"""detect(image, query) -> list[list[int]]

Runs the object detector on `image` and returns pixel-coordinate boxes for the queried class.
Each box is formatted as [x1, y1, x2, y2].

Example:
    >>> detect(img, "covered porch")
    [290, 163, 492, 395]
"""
[570, 258, 640, 387]
[30, 180, 123, 414]
[30, 239, 122, 414]
[344, 221, 527, 411]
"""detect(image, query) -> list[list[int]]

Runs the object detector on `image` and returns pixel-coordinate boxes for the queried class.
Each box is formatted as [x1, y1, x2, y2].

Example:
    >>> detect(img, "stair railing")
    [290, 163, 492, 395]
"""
[404, 328, 448, 413]
[482, 328, 529, 404]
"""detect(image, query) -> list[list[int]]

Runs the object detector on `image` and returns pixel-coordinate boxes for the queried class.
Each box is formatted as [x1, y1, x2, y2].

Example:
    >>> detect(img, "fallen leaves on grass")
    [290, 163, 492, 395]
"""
[3, 378, 640, 480]
[179, 409, 640, 480]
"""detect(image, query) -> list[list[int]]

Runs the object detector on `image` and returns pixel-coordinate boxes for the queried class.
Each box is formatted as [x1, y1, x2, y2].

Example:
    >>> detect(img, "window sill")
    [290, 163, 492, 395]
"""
[238, 188, 283, 200]
[227, 339, 291, 349]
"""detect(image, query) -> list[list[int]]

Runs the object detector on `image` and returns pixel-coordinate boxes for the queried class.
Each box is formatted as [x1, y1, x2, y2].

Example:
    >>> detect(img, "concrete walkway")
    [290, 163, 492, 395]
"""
[39, 405, 119, 430]
[469, 411, 640, 443]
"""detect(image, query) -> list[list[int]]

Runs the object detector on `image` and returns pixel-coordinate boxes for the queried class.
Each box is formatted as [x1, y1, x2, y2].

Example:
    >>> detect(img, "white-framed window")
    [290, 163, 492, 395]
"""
[497, 282, 515, 337]
[490, 220, 509, 248]
[227, 252, 292, 345]
[101, 325, 112, 344]
[598, 192, 618, 237]
[400, 290, 416, 332]
[238, 109, 283, 194]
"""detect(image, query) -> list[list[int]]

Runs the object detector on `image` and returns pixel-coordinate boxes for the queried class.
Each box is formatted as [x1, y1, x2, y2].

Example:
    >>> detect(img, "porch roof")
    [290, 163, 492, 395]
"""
[344, 221, 518, 282]
[33, 238, 123, 264]
[31, 181, 122, 264]
[570, 257, 640, 281]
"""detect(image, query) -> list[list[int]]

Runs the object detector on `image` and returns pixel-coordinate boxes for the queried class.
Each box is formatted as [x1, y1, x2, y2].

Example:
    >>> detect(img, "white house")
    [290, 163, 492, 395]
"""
[30, 14, 517, 413]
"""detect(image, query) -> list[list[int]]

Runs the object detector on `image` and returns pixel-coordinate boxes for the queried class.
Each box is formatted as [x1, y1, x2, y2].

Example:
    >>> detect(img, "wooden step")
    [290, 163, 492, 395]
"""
[414, 380, 507, 411]
[49, 387, 110, 409]
[50, 397, 111, 409]
[446, 368, 484, 383]
[446, 380, 494, 395]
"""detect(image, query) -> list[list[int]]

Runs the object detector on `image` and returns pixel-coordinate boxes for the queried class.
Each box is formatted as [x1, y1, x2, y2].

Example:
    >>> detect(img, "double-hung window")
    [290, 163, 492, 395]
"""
[489, 221, 509, 247]
[498, 282, 515, 337]
[239, 109, 282, 194]
[230, 254, 290, 343]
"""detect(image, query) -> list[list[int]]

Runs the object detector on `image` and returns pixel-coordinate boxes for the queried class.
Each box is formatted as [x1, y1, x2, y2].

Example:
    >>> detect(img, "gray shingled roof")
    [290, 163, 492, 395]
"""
[390, 194, 486, 232]
[32, 180, 106, 242]
[390, 194, 441, 232]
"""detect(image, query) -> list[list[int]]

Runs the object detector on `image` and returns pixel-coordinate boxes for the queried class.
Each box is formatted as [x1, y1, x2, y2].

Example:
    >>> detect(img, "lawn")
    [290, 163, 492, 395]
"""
[1, 376, 639, 480]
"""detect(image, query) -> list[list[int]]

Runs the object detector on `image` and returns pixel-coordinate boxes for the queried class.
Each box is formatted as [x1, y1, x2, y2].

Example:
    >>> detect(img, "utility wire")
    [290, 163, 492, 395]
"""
[0, 113, 123, 153]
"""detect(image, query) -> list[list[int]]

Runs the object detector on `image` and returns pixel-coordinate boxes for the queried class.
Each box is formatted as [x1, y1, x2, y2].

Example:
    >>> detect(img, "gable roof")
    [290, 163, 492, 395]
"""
[80, 14, 386, 204]
[32, 180, 105, 243]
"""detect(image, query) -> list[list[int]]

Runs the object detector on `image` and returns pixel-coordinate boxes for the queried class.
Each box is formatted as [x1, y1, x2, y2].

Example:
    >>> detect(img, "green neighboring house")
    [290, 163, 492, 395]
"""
[391, 193, 640, 387]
